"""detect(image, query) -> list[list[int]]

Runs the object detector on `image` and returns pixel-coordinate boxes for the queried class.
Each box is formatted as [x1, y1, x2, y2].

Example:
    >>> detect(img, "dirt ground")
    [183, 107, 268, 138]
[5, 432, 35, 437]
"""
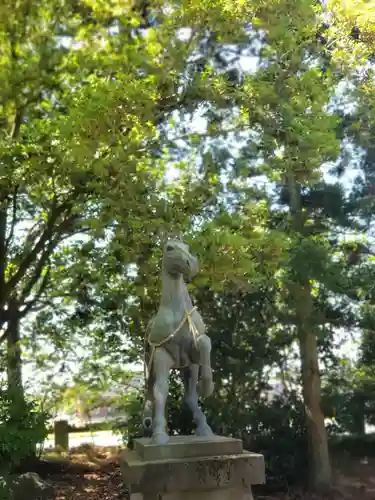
[42, 445, 126, 500]
[40, 445, 375, 500]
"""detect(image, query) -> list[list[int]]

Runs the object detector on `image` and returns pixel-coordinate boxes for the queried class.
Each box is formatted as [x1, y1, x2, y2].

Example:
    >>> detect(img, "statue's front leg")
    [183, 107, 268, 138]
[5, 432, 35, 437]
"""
[183, 365, 213, 437]
[152, 347, 174, 445]
[196, 334, 214, 398]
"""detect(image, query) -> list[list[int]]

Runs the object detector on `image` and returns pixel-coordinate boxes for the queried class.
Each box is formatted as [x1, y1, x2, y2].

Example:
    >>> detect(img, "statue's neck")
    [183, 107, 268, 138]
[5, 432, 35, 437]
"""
[160, 269, 193, 310]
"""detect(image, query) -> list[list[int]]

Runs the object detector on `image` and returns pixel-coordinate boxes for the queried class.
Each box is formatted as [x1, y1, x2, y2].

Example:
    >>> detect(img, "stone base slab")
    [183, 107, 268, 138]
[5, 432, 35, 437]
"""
[134, 435, 243, 461]
[121, 436, 265, 498]
[130, 486, 253, 499]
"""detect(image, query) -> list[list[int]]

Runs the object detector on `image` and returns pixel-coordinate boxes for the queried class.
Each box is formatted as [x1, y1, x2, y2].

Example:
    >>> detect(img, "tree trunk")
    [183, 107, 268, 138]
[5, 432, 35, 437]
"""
[298, 283, 331, 490]
[6, 300, 25, 413]
[7, 300, 37, 462]
[288, 173, 331, 489]
[0, 204, 6, 332]
[352, 392, 366, 436]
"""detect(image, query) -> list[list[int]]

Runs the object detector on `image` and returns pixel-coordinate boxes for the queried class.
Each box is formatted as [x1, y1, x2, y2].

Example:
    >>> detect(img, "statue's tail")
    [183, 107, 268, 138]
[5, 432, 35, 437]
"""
[142, 321, 154, 434]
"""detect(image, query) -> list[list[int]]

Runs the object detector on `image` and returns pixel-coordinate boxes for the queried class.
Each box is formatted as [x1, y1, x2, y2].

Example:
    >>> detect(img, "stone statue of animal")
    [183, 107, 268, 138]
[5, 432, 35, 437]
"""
[141, 238, 214, 445]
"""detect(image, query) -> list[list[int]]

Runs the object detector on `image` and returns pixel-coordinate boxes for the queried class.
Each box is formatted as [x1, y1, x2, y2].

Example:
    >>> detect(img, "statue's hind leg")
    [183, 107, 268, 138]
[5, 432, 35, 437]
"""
[142, 379, 153, 437]
[152, 347, 174, 445]
[196, 334, 214, 398]
[183, 365, 213, 437]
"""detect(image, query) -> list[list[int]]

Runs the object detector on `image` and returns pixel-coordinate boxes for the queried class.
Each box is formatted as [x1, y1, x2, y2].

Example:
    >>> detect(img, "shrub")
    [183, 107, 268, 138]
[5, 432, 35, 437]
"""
[116, 391, 144, 449]
[329, 433, 375, 458]
[245, 395, 308, 488]
[0, 389, 49, 472]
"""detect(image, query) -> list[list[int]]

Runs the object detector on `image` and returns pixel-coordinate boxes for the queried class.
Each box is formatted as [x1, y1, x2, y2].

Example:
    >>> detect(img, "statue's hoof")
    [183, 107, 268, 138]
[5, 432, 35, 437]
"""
[196, 424, 214, 437]
[152, 431, 169, 445]
[197, 377, 214, 398]
[143, 416, 152, 429]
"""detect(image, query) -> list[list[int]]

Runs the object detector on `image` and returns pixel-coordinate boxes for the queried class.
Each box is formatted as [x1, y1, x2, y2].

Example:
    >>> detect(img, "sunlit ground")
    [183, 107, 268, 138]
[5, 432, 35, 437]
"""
[42, 430, 123, 450]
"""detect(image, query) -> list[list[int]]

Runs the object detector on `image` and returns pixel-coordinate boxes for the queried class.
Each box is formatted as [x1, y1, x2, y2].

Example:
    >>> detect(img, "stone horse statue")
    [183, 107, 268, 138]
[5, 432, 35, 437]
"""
[142, 238, 214, 445]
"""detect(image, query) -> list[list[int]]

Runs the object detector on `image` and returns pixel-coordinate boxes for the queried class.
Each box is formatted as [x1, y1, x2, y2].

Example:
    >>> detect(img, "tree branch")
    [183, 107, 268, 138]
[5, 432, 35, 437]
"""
[19, 240, 54, 305]
[3, 199, 69, 297]
[17, 210, 83, 305]
[0, 231, 66, 342]
[0, 204, 6, 306]
[5, 186, 18, 254]
[14, 212, 89, 313]
[0, 328, 8, 345]
[19, 266, 51, 319]
[11, 107, 25, 140]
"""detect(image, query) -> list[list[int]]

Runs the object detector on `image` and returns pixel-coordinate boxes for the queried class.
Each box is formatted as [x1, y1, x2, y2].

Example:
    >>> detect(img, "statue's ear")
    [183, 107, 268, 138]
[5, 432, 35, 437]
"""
[165, 230, 183, 242]
[158, 229, 171, 246]
[165, 232, 174, 244]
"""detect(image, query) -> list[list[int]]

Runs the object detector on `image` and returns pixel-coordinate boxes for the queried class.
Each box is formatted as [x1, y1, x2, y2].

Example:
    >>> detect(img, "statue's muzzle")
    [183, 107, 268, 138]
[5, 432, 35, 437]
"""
[185, 255, 199, 279]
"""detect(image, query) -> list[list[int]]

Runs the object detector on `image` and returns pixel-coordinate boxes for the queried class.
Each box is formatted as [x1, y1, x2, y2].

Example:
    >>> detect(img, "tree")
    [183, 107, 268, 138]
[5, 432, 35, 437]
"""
[0, 0, 255, 405]
[11, 0, 375, 491]
[324, 0, 375, 440]
[179, 0, 375, 489]
[191, 1, 335, 488]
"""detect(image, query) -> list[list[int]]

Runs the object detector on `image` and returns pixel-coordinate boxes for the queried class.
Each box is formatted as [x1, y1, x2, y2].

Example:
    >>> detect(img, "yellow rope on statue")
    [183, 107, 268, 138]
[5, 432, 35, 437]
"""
[186, 311, 200, 347]
[145, 306, 199, 379]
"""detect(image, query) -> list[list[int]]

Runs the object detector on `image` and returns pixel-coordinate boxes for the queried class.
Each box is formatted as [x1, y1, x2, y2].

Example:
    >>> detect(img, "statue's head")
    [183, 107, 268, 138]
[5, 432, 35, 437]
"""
[162, 238, 199, 281]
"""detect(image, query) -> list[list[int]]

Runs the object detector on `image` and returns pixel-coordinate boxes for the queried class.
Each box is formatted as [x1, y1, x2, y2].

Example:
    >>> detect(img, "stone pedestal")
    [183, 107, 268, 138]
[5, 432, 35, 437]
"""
[121, 435, 265, 500]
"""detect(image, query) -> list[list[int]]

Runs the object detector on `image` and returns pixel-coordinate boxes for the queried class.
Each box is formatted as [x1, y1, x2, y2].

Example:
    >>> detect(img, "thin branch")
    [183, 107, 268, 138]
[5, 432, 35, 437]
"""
[19, 266, 51, 319]
[11, 108, 25, 140]
[17, 210, 83, 302]
[3, 199, 69, 297]
[21, 0, 31, 40]
[23, 299, 54, 312]
[22, 220, 45, 252]
[0, 206, 6, 305]
[5, 186, 18, 253]
[19, 238, 56, 304]
[165, 124, 251, 145]
[14, 216, 90, 313]
[0, 200, 74, 335]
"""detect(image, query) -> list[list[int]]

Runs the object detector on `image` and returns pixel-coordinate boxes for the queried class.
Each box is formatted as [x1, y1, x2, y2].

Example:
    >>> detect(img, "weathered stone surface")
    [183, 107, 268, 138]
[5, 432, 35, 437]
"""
[142, 238, 215, 445]
[134, 436, 243, 461]
[130, 487, 253, 500]
[122, 435, 264, 500]
[121, 449, 265, 495]
[54, 419, 69, 451]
